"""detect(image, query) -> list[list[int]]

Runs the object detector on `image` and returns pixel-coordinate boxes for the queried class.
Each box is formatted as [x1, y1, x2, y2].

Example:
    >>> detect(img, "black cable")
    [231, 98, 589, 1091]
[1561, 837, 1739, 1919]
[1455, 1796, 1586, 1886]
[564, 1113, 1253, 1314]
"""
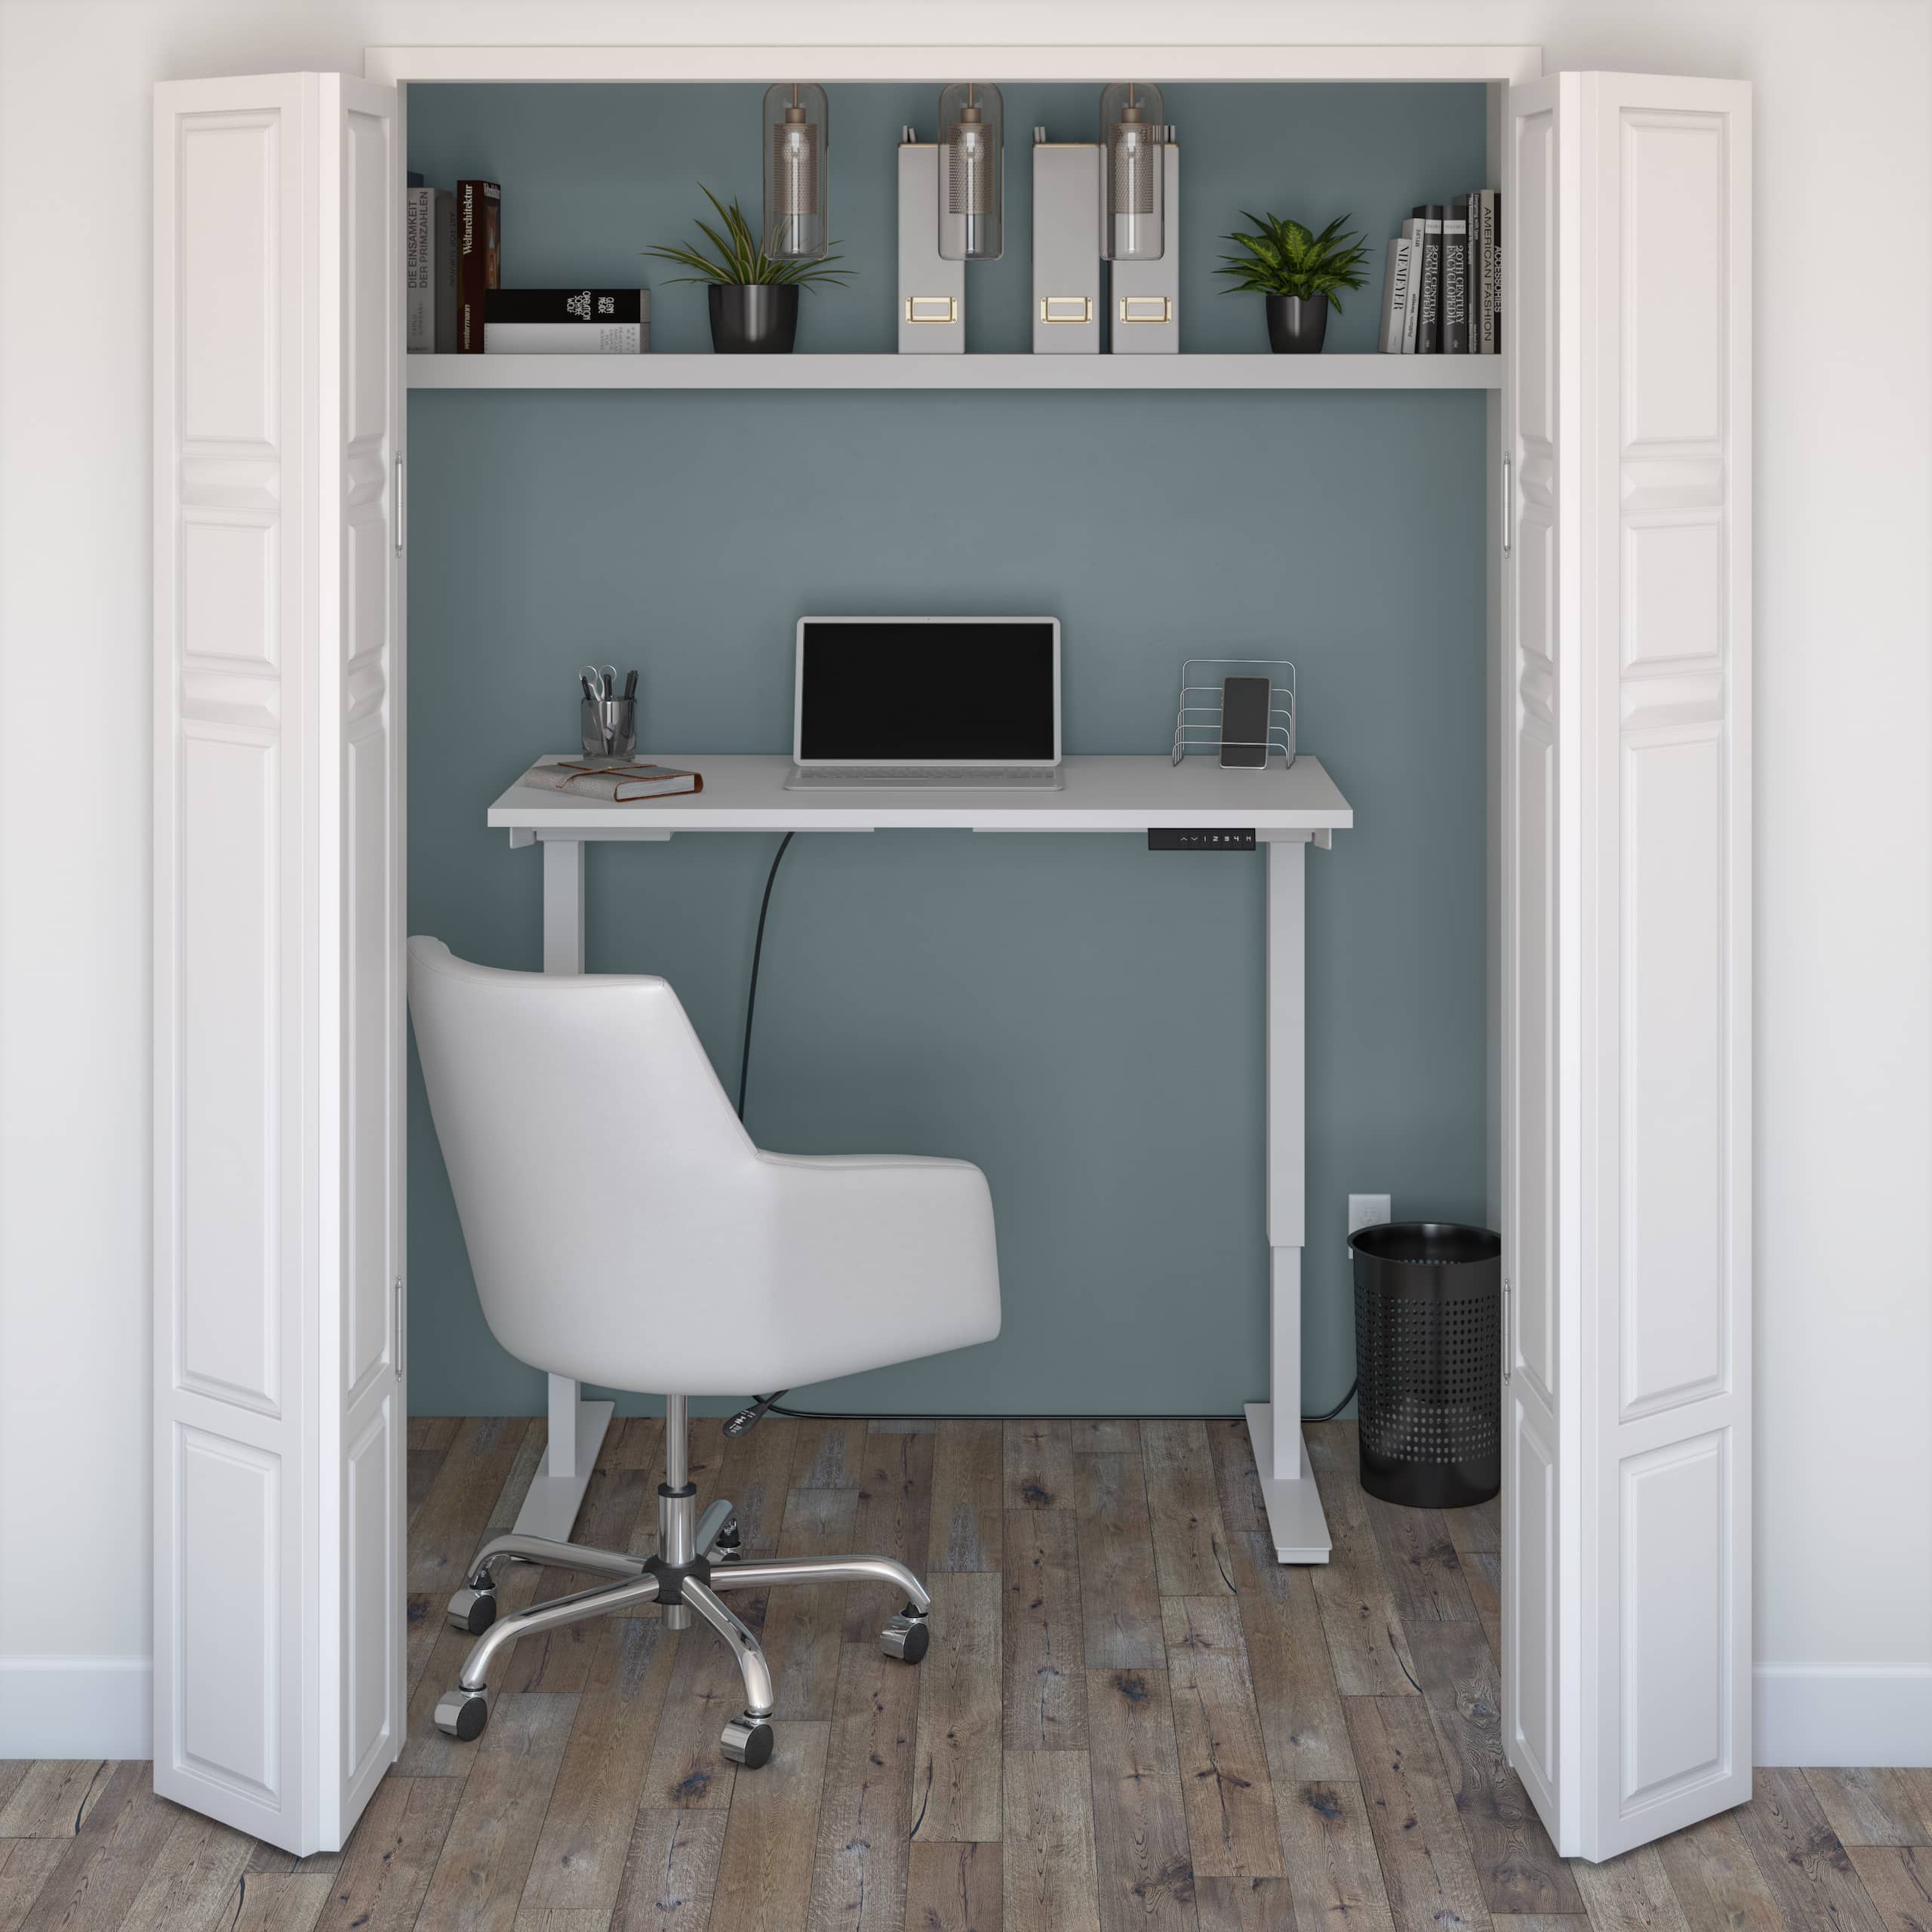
[1300, 1377, 1358, 1423]
[735, 832, 794, 1121]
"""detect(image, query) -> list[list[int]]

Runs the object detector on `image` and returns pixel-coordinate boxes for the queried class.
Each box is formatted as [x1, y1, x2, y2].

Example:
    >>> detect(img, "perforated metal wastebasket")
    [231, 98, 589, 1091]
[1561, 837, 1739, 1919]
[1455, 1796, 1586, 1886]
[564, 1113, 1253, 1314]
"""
[1350, 1221, 1501, 1509]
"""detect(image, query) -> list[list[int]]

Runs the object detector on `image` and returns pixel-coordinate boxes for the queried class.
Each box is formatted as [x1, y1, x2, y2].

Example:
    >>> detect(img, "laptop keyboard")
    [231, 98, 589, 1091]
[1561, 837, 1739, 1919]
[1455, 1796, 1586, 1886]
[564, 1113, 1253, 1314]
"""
[785, 765, 1065, 792]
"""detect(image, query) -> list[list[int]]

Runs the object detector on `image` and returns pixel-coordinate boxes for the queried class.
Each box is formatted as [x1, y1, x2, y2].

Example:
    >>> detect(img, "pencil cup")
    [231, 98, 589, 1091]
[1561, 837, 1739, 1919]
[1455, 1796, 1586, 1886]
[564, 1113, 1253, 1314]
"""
[581, 697, 637, 758]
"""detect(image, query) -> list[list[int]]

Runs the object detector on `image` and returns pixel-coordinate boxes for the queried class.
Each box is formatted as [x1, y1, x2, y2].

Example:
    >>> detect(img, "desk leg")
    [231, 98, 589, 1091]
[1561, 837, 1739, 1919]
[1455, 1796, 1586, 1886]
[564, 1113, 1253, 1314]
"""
[515, 835, 615, 1543]
[1244, 836, 1333, 1563]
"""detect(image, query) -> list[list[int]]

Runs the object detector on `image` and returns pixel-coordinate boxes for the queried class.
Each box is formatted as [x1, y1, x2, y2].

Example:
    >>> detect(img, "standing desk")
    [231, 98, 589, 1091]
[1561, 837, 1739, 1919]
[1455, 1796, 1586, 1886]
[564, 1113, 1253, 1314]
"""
[484, 752, 1353, 1563]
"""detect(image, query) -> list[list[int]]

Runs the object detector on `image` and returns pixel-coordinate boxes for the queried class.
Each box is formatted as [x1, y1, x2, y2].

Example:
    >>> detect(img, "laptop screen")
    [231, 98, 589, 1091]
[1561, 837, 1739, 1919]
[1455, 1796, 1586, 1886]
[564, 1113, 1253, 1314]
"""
[796, 618, 1060, 764]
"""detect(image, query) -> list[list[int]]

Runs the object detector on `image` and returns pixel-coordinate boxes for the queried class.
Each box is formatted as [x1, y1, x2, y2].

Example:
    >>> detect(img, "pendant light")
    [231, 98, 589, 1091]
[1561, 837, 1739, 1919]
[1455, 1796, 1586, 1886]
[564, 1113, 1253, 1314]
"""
[764, 82, 829, 260]
[937, 82, 1004, 260]
[1099, 81, 1166, 261]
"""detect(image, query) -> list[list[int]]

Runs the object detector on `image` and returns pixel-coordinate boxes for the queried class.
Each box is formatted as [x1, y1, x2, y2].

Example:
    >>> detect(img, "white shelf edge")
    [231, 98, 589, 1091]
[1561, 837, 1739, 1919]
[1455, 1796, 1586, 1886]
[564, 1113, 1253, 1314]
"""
[406, 352, 1503, 392]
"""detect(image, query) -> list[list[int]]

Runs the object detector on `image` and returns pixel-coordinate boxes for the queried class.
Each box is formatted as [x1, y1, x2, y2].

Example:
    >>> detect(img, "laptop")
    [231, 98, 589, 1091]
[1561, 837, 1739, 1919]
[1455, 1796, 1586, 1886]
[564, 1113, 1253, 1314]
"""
[785, 616, 1064, 791]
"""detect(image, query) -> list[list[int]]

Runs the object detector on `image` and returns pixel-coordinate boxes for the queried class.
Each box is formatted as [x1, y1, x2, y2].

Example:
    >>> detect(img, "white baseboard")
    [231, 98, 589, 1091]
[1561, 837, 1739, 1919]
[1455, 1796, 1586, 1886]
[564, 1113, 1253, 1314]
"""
[0, 1655, 152, 1758]
[1755, 1663, 1932, 1767]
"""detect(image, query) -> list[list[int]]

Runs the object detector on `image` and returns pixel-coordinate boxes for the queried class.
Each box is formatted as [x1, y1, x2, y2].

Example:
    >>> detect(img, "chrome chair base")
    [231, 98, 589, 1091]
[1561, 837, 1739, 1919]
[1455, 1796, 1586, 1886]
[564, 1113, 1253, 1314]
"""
[432, 1399, 931, 1763]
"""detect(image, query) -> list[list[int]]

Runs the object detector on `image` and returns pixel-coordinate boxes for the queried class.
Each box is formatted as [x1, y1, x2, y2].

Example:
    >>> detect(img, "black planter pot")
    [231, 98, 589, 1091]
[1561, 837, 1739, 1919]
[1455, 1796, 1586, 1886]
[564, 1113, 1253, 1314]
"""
[708, 283, 799, 353]
[1266, 292, 1330, 354]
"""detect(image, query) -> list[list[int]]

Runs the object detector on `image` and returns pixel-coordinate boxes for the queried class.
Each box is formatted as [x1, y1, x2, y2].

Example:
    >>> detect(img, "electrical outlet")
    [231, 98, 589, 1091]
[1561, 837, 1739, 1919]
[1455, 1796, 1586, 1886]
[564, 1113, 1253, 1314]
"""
[1348, 1193, 1392, 1256]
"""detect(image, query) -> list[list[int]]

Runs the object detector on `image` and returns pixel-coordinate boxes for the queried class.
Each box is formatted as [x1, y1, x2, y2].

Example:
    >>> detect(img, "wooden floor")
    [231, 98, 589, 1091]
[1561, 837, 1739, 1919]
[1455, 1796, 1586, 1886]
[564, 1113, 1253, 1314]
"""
[4, 1417, 1927, 1932]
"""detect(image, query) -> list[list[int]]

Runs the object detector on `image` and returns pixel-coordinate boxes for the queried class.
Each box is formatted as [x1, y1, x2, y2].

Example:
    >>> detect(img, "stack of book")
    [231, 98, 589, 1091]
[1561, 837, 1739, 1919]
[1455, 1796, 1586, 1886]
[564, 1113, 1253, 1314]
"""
[1377, 193, 1500, 354]
[405, 175, 499, 353]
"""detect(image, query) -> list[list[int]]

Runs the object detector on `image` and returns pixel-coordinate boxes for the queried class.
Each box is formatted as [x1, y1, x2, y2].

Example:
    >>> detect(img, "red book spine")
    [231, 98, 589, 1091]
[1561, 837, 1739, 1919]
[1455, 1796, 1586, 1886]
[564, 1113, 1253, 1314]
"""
[456, 180, 500, 353]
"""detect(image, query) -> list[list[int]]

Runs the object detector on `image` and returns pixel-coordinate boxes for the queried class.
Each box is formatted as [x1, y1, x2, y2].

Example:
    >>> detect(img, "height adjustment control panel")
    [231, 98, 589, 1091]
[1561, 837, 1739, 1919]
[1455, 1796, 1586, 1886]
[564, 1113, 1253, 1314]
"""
[1147, 828, 1257, 852]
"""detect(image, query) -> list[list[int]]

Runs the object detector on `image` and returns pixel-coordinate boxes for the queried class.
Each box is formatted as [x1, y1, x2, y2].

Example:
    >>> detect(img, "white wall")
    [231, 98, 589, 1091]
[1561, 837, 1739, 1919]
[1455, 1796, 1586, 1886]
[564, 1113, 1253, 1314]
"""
[2, 0, 1926, 1764]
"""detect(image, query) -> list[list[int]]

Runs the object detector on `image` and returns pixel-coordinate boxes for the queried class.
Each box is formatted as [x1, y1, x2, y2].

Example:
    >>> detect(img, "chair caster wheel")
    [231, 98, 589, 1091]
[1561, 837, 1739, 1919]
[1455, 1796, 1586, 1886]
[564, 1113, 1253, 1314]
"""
[433, 1686, 491, 1742]
[712, 1516, 742, 1559]
[881, 1611, 930, 1663]
[720, 1713, 774, 1767]
[447, 1586, 497, 1635]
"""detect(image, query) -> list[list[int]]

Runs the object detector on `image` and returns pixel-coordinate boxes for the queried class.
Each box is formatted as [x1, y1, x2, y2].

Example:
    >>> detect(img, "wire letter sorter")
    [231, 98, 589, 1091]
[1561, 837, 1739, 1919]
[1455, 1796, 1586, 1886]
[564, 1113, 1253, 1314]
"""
[1171, 657, 1297, 771]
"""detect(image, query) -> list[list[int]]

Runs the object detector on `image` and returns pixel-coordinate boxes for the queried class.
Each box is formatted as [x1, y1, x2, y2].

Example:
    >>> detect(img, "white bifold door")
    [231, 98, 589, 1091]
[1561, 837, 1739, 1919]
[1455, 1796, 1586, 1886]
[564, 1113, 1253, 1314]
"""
[1503, 73, 1752, 1860]
[153, 72, 405, 1854]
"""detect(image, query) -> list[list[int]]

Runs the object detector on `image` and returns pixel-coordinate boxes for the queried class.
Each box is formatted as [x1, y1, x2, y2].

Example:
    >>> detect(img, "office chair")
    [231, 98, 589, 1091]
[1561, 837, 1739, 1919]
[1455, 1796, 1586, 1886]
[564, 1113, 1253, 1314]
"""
[407, 937, 1001, 1765]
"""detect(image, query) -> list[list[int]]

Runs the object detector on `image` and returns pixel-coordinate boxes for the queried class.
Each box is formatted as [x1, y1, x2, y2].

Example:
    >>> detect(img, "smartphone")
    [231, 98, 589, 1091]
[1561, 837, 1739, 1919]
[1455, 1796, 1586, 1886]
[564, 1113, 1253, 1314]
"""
[1219, 675, 1271, 769]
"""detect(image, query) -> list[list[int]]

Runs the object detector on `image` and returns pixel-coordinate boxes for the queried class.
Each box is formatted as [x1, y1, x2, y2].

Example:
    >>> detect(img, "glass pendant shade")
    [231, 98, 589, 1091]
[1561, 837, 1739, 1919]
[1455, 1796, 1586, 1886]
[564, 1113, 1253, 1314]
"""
[763, 82, 828, 260]
[937, 82, 1004, 260]
[1099, 81, 1166, 260]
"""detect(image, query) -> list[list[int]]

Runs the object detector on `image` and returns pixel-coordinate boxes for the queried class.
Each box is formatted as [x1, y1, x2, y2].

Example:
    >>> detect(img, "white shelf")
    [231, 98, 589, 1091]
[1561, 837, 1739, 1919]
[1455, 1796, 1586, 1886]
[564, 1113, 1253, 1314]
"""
[407, 352, 1502, 392]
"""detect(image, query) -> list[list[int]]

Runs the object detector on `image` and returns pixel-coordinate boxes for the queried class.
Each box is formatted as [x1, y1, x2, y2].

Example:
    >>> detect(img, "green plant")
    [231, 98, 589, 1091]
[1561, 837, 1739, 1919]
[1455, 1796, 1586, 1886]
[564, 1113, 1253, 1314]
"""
[643, 187, 851, 288]
[1215, 211, 1370, 309]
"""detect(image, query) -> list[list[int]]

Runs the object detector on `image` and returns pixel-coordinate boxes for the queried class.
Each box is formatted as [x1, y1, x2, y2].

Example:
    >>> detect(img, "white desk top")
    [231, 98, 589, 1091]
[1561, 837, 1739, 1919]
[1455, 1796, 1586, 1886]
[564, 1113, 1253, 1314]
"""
[488, 754, 1353, 837]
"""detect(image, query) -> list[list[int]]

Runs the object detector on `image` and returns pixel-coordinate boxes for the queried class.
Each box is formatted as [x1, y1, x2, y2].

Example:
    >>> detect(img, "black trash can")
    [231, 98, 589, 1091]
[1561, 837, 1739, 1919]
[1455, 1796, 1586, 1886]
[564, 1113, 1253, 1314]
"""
[1350, 1221, 1501, 1509]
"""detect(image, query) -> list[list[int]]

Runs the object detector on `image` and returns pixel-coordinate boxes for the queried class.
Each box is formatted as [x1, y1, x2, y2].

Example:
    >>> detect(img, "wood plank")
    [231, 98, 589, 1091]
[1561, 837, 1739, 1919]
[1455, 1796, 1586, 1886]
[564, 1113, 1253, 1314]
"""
[1733, 1767, 1887, 1932]
[706, 1718, 829, 1932]
[1845, 1846, 1932, 1932]
[1072, 1452, 1161, 1672]
[0, 1767, 22, 1820]
[14, 1762, 183, 1932]
[609, 1809, 727, 1932]
[906, 1842, 1001, 1932]
[1083, 1666, 1195, 1932]
[1004, 1423, 1075, 1511]
[408, 1591, 442, 1697]
[501, 1460, 654, 1694]
[0, 1842, 65, 1932]
[763, 1487, 861, 1720]
[844, 1429, 937, 1644]
[1202, 1420, 1266, 1542]
[1190, 1878, 1295, 1932]
[869, 1417, 936, 1434]
[641, 1626, 749, 1812]
[521, 1616, 681, 1913]
[928, 1424, 1004, 1575]
[1002, 1752, 1101, 1932]
[1345, 1694, 1492, 1932]
[229, 1872, 334, 1932]
[1304, 1426, 1418, 1697]
[1225, 1530, 1354, 1784]
[410, 1417, 533, 1594]
[489, 1417, 552, 1534]
[1569, 1847, 1693, 1932]
[912, 1572, 1004, 1844]
[1160, 1597, 1282, 1880]
[792, 1419, 871, 1491]
[414, 1691, 580, 1932]
[1140, 1423, 1234, 1598]
[1272, 1781, 1396, 1932]
[805, 1641, 921, 1932]
[1654, 1811, 1786, 1932]
[1809, 1770, 1932, 1849]
[1003, 1512, 1088, 1752]
[514, 1909, 614, 1931]
[118, 1809, 255, 1932]
[1072, 1421, 1139, 1457]
[0, 1761, 109, 1838]
[1360, 1490, 1479, 1625]
[1403, 1619, 1580, 1917]
[409, 1416, 462, 1524]
[310, 1776, 463, 1932]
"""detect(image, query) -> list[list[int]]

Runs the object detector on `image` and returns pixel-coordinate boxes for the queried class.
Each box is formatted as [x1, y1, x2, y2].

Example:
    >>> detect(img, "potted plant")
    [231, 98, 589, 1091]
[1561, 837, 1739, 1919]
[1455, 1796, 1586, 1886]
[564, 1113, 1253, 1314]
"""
[1216, 211, 1370, 353]
[644, 187, 850, 353]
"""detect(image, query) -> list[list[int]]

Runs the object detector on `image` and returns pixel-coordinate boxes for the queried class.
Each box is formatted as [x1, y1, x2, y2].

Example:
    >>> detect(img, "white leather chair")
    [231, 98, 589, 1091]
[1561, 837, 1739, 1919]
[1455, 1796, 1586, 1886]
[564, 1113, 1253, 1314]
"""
[408, 937, 1001, 1765]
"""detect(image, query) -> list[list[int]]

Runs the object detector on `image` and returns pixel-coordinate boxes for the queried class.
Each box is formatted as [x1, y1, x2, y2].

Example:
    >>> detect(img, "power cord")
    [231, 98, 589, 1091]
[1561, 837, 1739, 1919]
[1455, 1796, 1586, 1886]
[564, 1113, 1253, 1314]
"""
[727, 826, 1358, 1429]
[735, 832, 794, 1121]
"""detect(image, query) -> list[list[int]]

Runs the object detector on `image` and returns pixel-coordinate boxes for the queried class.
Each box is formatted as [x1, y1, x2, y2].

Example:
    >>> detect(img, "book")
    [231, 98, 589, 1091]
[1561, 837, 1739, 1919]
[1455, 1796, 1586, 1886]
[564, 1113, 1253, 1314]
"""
[1442, 195, 1471, 352]
[1414, 205, 1444, 353]
[1377, 237, 1414, 353]
[1491, 189, 1503, 355]
[1475, 189, 1497, 354]
[521, 760, 702, 803]
[456, 179, 500, 355]
[1399, 214, 1426, 352]
[405, 187, 457, 353]
[485, 288, 650, 354]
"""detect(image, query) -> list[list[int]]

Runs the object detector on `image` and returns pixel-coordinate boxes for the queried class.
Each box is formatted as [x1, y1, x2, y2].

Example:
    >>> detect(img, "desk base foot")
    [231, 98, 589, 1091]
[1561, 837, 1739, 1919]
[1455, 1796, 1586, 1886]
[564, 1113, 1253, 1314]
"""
[1243, 1401, 1331, 1564]
[512, 1398, 615, 1543]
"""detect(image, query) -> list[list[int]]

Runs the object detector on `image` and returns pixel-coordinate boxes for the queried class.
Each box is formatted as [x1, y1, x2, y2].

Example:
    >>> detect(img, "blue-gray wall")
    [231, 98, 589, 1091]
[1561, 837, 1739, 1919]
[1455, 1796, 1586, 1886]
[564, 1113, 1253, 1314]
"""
[405, 82, 1491, 1418]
